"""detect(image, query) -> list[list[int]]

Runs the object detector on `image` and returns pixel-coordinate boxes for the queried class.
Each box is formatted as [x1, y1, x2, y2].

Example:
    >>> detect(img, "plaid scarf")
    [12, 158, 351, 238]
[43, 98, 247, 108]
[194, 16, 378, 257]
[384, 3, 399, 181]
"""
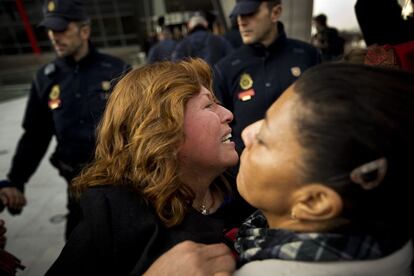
[235, 211, 384, 266]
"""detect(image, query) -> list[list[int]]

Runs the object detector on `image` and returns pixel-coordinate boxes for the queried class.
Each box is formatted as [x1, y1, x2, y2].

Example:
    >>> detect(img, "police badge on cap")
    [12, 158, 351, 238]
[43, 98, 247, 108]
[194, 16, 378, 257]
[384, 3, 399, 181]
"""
[39, 0, 88, 31]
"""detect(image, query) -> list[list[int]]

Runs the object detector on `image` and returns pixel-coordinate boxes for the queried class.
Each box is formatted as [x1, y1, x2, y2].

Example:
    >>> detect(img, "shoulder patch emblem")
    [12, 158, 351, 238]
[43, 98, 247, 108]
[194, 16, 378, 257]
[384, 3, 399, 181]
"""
[44, 63, 56, 76]
[291, 67, 301, 77]
[239, 73, 253, 90]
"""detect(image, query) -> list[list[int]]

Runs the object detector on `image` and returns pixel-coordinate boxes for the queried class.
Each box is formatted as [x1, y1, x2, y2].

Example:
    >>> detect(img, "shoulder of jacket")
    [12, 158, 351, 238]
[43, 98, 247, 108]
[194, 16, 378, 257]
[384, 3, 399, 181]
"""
[215, 48, 248, 71]
[32, 61, 58, 96]
[286, 38, 317, 51]
[82, 185, 143, 206]
[96, 53, 129, 69]
[41, 61, 57, 77]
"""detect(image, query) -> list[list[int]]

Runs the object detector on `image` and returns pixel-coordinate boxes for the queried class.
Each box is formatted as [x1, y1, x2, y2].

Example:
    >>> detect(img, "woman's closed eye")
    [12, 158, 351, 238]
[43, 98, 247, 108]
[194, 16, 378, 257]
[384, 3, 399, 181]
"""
[205, 100, 220, 109]
[205, 101, 214, 108]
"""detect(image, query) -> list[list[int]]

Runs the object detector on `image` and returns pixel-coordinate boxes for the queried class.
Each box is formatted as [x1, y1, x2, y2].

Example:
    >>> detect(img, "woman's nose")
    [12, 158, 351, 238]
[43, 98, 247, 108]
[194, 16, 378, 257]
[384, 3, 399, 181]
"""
[242, 120, 263, 148]
[220, 105, 234, 124]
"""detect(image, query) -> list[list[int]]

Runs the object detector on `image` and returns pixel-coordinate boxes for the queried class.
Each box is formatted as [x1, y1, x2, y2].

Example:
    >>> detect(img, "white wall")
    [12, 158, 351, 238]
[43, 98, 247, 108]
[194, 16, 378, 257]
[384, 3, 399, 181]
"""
[313, 0, 360, 31]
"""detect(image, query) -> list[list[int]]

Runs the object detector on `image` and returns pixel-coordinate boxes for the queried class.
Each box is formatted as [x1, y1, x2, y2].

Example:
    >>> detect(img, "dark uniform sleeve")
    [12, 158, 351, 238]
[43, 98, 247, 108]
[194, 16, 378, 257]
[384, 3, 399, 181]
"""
[7, 76, 54, 191]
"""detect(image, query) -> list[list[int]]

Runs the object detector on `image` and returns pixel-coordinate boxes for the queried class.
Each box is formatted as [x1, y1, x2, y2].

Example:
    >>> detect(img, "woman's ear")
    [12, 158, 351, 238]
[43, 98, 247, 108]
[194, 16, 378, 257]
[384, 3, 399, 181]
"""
[291, 184, 343, 221]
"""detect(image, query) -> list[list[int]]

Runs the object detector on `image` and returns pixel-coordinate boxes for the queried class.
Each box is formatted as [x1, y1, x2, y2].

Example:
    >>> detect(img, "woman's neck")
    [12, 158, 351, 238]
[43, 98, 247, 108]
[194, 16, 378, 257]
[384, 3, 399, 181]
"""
[180, 169, 222, 214]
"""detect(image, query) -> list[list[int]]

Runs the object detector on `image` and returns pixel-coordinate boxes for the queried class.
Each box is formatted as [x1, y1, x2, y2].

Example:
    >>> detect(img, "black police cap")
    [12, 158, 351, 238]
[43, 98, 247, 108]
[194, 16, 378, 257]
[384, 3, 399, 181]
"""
[230, 0, 268, 18]
[39, 0, 88, 32]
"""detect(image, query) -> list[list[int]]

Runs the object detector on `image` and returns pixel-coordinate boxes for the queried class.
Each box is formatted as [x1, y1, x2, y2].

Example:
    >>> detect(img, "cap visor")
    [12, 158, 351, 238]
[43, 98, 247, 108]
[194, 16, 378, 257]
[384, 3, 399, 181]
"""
[230, 2, 261, 17]
[38, 16, 69, 32]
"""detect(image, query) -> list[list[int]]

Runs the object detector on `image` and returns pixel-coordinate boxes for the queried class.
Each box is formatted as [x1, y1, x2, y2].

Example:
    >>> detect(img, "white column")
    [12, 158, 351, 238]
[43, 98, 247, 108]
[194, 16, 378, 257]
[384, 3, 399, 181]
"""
[280, 0, 314, 42]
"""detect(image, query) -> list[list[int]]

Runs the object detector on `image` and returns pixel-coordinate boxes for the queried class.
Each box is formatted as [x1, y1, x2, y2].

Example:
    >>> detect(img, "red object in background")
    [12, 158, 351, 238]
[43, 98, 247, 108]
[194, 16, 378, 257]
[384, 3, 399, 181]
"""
[15, 0, 41, 55]
[364, 40, 414, 72]
[393, 40, 414, 71]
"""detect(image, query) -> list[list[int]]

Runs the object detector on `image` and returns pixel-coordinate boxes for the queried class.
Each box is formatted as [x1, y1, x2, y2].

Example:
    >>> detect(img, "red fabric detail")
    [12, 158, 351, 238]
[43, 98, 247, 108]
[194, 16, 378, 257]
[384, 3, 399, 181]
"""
[364, 41, 414, 72]
[392, 40, 414, 71]
[224, 227, 240, 259]
[225, 227, 239, 242]
[364, 44, 398, 68]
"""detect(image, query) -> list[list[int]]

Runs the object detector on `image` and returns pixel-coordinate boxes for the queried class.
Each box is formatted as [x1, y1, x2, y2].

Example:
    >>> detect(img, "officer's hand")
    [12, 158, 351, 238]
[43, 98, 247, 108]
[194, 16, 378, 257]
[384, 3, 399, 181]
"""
[0, 187, 26, 212]
[143, 241, 236, 276]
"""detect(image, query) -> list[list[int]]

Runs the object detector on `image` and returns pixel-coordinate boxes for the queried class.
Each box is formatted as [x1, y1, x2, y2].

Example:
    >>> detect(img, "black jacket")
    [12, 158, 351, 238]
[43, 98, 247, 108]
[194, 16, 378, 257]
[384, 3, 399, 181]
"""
[355, 0, 414, 46]
[46, 185, 254, 276]
[7, 44, 129, 189]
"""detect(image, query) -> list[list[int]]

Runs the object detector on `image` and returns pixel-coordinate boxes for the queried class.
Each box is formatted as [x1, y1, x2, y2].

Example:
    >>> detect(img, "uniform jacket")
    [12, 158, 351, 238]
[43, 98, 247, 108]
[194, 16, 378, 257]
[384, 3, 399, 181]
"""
[213, 22, 321, 156]
[235, 240, 413, 276]
[7, 44, 129, 190]
[46, 185, 254, 276]
[172, 26, 233, 66]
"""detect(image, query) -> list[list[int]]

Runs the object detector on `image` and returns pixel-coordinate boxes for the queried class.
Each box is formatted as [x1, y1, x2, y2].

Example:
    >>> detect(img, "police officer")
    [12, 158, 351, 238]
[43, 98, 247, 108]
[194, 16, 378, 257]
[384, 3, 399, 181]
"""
[0, 0, 129, 239]
[214, 0, 321, 167]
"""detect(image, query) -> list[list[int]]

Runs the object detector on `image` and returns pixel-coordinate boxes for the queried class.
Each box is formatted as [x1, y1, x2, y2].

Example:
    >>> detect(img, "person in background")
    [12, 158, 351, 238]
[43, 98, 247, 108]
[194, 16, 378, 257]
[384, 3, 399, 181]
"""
[45, 58, 254, 276]
[144, 62, 414, 276]
[172, 14, 233, 66]
[146, 28, 177, 64]
[311, 13, 345, 61]
[0, 0, 129, 240]
[213, 0, 320, 175]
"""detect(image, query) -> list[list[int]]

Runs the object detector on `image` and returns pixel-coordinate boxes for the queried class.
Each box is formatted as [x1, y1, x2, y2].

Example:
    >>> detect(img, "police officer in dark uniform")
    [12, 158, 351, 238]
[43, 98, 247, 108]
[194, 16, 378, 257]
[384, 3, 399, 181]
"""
[0, 0, 129, 239]
[214, 0, 320, 166]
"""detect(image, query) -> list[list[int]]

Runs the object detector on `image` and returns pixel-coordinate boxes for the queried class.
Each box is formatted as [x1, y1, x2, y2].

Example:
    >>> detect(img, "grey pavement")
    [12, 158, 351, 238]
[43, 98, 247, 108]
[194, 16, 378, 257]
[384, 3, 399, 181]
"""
[0, 96, 66, 276]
